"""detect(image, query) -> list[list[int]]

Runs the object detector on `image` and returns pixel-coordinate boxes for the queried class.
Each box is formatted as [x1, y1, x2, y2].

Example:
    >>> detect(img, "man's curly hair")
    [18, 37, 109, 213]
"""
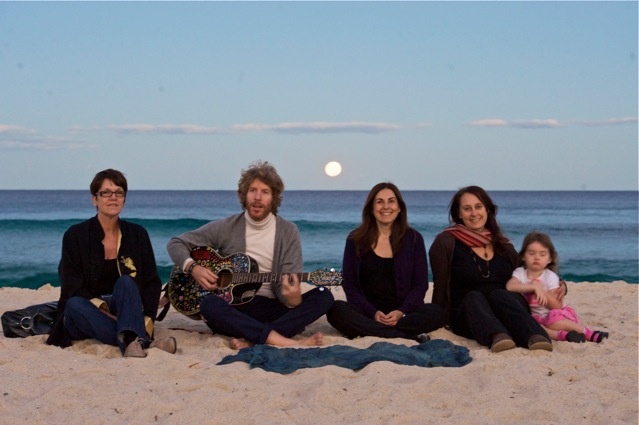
[237, 160, 284, 215]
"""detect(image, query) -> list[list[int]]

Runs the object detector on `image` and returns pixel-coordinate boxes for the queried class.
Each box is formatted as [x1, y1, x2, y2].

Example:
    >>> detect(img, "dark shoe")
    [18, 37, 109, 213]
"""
[589, 330, 609, 343]
[528, 335, 553, 351]
[150, 336, 177, 354]
[566, 331, 586, 343]
[124, 337, 147, 358]
[491, 333, 516, 353]
[416, 333, 431, 343]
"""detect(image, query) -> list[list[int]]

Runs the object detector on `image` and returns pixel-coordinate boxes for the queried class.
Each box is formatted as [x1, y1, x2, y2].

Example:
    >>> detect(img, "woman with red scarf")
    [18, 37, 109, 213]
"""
[429, 186, 552, 353]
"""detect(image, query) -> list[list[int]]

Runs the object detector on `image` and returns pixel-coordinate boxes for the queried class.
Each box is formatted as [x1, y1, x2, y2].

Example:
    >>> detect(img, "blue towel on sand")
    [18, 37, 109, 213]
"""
[217, 339, 472, 374]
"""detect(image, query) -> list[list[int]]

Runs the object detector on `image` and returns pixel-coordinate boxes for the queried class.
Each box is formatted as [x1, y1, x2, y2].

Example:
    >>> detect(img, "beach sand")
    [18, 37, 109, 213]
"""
[0, 281, 636, 425]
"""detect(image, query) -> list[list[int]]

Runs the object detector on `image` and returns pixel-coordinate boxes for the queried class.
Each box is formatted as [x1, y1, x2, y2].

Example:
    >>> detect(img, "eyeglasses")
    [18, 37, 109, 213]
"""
[97, 190, 126, 198]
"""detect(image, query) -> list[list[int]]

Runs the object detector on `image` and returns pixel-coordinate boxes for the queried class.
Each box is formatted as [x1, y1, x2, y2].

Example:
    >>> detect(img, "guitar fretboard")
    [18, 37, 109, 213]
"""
[231, 272, 311, 284]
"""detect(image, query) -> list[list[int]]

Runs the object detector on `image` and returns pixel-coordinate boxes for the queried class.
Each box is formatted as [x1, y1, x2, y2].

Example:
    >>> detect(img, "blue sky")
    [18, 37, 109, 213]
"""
[1, 1, 637, 191]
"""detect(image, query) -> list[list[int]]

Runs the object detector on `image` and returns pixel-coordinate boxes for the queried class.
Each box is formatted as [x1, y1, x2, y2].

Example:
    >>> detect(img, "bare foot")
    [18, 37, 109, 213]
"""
[230, 338, 254, 350]
[265, 331, 324, 347]
[298, 332, 324, 347]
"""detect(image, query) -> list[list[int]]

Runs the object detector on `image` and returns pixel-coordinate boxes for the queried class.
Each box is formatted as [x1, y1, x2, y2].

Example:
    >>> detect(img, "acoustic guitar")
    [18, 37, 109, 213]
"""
[166, 246, 342, 318]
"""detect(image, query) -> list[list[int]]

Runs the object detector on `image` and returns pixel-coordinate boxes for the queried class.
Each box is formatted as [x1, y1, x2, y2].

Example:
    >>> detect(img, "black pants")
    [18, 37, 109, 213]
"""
[451, 288, 549, 347]
[327, 300, 447, 340]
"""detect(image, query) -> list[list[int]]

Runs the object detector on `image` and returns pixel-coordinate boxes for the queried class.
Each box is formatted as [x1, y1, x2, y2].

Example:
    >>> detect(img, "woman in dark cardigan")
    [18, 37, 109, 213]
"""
[327, 182, 446, 341]
[429, 185, 552, 352]
[46, 169, 176, 357]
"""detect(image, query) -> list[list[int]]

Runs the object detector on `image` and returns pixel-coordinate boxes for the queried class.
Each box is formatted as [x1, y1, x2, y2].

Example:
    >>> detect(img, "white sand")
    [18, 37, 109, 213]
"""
[0, 281, 636, 425]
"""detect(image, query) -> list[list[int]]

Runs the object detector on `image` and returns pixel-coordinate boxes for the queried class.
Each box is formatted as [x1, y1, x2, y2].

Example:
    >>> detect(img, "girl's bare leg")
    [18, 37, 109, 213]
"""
[548, 319, 584, 333]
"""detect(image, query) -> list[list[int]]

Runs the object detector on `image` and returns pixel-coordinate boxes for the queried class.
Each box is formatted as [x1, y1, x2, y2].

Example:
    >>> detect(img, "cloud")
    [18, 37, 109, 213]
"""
[575, 117, 639, 127]
[468, 117, 637, 129]
[232, 121, 401, 134]
[0, 138, 95, 151]
[468, 118, 561, 128]
[1, 121, 414, 151]
[72, 118, 636, 136]
[84, 121, 406, 136]
[107, 124, 228, 135]
[0, 125, 95, 150]
[0, 124, 37, 134]
[468, 119, 508, 127]
[510, 119, 562, 129]
[68, 125, 102, 133]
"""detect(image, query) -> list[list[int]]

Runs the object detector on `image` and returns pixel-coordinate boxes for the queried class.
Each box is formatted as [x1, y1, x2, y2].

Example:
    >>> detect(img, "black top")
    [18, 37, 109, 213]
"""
[98, 259, 120, 296]
[449, 241, 514, 311]
[360, 250, 398, 313]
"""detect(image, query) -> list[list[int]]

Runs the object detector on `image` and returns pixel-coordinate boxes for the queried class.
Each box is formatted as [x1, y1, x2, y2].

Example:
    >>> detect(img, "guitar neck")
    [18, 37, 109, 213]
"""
[231, 272, 311, 284]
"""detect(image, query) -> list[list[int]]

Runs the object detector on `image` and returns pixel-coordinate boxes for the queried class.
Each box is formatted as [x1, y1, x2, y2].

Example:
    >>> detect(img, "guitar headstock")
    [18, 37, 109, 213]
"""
[307, 268, 343, 287]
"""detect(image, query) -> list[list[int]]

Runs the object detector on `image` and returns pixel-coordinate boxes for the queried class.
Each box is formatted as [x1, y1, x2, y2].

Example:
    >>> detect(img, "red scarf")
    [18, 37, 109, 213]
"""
[444, 224, 492, 248]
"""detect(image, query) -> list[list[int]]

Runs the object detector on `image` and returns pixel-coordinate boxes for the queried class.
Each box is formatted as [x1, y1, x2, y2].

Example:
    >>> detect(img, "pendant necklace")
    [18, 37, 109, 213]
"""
[472, 246, 491, 279]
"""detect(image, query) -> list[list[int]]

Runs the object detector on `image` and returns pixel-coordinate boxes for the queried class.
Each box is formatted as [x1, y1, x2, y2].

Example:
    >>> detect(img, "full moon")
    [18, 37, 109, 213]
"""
[324, 161, 342, 177]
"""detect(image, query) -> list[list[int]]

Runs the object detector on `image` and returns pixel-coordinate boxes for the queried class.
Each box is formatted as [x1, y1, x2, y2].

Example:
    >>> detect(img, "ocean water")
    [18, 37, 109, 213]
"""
[0, 190, 637, 289]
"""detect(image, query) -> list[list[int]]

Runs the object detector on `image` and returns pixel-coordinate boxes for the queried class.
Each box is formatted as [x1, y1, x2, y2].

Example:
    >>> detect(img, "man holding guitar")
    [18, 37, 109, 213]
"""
[167, 161, 334, 349]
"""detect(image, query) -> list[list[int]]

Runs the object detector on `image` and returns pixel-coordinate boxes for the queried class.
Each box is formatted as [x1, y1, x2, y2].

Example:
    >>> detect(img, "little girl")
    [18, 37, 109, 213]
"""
[506, 231, 609, 343]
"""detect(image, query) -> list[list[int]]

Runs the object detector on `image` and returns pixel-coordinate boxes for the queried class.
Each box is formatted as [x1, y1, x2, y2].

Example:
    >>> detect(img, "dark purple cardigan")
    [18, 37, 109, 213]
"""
[341, 228, 429, 318]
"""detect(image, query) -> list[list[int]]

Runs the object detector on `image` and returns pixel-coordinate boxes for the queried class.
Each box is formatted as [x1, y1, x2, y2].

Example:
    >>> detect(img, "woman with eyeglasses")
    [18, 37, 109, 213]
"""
[46, 169, 176, 357]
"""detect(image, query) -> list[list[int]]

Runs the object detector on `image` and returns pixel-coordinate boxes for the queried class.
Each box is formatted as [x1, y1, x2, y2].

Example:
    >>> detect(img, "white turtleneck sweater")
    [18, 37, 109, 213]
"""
[245, 212, 276, 298]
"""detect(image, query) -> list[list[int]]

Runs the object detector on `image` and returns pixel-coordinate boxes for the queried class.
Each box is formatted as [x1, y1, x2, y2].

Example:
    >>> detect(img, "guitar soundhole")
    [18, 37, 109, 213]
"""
[217, 269, 233, 289]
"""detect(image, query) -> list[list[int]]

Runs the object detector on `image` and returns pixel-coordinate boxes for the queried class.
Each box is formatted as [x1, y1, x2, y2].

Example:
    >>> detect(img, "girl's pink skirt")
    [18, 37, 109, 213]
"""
[533, 305, 580, 327]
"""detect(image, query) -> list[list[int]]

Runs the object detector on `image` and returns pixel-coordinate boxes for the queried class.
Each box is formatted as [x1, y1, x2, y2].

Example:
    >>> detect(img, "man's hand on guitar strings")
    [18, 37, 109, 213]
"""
[281, 272, 296, 287]
[191, 264, 219, 291]
[280, 273, 302, 307]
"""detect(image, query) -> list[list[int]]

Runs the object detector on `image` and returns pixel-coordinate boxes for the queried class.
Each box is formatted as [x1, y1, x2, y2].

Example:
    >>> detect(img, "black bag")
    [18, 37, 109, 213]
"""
[1, 302, 58, 338]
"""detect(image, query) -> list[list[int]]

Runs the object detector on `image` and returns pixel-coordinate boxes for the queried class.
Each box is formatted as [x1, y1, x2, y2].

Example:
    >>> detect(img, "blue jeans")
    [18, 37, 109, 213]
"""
[64, 275, 148, 354]
[200, 287, 334, 344]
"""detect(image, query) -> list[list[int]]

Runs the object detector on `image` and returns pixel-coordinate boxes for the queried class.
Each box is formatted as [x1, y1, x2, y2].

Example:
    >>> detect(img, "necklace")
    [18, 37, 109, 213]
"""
[471, 248, 491, 279]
